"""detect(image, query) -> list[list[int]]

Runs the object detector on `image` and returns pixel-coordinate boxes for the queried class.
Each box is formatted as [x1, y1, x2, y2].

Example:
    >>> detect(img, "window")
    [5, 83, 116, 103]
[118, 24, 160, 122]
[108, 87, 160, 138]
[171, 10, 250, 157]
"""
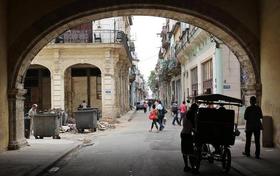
[202, 59, 213, 94]
[202, 59, 213, 81]
[96, 76, 102, 99]
[191, 67, 198, 96]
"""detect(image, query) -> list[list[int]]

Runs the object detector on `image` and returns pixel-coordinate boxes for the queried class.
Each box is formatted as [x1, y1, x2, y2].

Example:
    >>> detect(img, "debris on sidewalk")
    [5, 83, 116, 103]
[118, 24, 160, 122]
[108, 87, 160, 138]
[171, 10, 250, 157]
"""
[97, 121, 116, 131]
[48, 167, 60, 173]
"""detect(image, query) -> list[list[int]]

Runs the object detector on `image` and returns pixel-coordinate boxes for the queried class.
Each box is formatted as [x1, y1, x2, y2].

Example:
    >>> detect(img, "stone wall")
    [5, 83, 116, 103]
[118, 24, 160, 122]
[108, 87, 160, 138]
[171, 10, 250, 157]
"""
[0, 0, 8, 152]
[261, 0, 280, 147]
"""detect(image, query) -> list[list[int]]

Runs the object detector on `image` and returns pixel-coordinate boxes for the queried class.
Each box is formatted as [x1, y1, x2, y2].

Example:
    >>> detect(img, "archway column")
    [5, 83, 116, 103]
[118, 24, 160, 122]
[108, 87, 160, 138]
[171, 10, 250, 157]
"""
[101, 51, 120, 120]
[51, 69, 65, 110]
[8, 88, 27, 150]
[243, 83, 262, 106]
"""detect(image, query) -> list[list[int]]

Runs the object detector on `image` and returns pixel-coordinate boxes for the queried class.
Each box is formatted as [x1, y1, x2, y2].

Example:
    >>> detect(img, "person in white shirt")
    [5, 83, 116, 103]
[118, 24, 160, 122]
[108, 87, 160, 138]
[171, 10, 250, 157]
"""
[81, 100, 87, 109]
[25, 104, 37, 138]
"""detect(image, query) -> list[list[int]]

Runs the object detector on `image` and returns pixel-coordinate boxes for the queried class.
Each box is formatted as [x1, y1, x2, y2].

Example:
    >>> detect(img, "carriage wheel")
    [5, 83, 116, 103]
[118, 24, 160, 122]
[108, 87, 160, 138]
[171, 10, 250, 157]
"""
[222, 148, 231, 173]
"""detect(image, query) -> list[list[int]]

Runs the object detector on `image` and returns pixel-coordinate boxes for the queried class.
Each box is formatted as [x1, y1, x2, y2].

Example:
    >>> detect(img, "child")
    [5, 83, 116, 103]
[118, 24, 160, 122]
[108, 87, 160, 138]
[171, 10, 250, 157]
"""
[149, 104, 159, 132]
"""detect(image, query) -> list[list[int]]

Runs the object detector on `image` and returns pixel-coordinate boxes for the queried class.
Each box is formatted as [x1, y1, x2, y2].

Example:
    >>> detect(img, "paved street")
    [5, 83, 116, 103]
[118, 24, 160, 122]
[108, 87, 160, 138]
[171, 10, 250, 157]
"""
[41, 111, 245, 176]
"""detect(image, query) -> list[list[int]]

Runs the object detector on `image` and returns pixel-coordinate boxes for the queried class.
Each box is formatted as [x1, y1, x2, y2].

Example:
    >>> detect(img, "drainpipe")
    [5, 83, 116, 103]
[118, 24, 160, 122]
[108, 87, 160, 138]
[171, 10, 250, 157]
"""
[215, 42, 223, 94]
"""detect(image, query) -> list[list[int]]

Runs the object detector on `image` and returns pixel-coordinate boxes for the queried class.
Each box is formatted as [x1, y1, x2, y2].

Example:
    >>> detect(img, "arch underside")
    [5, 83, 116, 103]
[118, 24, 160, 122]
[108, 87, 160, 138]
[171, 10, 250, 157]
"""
[8, 4, 259, 96]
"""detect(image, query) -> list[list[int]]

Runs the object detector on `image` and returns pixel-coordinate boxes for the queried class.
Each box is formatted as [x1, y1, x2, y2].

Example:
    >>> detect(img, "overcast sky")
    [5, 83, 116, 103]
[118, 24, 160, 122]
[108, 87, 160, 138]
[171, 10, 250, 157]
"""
[131, 16, 165, 81]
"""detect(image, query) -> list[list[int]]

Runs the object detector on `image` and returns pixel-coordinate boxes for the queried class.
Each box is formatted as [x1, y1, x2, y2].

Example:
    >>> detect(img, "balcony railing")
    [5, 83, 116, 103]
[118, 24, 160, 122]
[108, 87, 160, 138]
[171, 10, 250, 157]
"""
[175, 27, 199, 56]
[54, 30, 133, 62]
[203, 78, 213, 90]
[55, 30, 92, 43]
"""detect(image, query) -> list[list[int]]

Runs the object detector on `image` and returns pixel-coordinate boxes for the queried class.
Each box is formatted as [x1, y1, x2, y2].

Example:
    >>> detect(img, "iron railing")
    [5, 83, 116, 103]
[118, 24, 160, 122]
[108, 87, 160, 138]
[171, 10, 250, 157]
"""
[54, 30, 133, 61]
[175, 27, 199, 56]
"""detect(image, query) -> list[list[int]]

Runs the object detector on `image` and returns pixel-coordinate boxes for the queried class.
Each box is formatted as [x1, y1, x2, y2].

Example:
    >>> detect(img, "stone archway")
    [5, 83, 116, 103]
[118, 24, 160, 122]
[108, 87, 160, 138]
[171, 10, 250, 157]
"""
[23, 64, 52, 113]
[64, 64, 103, 118]
[7, 1, 260, 149]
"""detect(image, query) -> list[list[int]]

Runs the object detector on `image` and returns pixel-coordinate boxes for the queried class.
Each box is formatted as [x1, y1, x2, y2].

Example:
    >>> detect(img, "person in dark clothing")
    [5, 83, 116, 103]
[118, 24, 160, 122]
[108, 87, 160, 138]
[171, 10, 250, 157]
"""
[181, 103, 198, 174]
[242, 96, 263, 159]
[171, 101, 180, 125]
[148, 100, 152, 111]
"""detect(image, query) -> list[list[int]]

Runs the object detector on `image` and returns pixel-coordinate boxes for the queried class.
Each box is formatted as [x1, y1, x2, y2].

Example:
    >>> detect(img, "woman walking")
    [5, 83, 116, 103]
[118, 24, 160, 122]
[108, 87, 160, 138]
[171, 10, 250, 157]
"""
[149, 104, 159, 132]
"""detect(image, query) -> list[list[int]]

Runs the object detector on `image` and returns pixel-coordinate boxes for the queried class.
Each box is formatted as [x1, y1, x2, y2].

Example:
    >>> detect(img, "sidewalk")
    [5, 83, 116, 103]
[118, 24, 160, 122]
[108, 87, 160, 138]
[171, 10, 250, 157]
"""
[0, 110, 279, 176]
[230, 126, 280, 176]
[0, 110, 136, 176]
[0, 139, 81, 176]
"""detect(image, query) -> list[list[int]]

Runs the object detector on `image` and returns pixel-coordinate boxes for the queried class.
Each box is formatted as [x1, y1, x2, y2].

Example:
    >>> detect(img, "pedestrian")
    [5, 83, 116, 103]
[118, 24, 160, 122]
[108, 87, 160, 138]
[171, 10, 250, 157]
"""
[156, 100, 165, 131]
[171, 101, 180, 125]
[148, 100, 152, 111]
[143, 101, 148, 113]
[149, 104, 159, 132]
[81, 100, 87, 109]
[242, 96, 263, 159]
[25, 104, 37, 138]
[179, 101, 187, 125]
[181, 103, 198, 174]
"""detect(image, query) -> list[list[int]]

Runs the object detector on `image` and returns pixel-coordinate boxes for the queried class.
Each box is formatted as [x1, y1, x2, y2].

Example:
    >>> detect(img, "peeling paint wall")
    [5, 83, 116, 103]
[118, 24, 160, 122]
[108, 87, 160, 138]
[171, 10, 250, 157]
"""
[0, 0, 8, 152]
[261, 0, 280, 147]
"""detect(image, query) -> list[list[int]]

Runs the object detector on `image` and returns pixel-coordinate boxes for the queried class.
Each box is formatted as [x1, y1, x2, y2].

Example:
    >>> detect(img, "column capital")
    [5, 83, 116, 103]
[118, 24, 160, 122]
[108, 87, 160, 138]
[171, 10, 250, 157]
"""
[8, 88, 27, 100]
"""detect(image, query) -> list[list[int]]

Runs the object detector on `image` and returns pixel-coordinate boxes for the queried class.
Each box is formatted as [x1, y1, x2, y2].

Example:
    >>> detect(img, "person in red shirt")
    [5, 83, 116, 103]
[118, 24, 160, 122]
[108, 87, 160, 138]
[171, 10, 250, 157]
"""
[148, 104, 159, 132]
[179, 101, 187, 125]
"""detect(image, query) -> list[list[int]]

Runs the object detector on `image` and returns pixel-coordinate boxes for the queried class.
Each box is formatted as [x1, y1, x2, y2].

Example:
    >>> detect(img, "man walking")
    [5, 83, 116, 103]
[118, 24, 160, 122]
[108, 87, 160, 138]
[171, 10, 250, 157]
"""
[242, 96, 263, 159]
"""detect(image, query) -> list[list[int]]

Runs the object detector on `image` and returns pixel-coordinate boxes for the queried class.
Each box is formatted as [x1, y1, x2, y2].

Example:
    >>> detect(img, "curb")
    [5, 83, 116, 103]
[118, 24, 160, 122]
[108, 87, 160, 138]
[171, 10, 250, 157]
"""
[127, 110, 137, 122]
[31, 142, 82, 176]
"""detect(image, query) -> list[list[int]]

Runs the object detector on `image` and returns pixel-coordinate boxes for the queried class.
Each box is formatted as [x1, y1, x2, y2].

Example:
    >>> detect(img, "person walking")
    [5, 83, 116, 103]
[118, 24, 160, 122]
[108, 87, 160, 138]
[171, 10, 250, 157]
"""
[25, 104, 37, 138]
[242, 96, 263, 159]
[156, 100, 165, 131]
[143, 101, 148, 113]
[179, 101, 187, 125]
[171, 101, 180, 125]
[148, 100, 152, 111]
[148, 104, 159, 132]
[181, 103, 198, 173]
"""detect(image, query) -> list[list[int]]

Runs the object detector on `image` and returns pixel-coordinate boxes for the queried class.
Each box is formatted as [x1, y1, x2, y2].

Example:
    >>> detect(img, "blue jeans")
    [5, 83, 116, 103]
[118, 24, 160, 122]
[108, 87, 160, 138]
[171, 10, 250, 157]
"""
[172, 111, 180, 125]
[157, 116, 164, 130]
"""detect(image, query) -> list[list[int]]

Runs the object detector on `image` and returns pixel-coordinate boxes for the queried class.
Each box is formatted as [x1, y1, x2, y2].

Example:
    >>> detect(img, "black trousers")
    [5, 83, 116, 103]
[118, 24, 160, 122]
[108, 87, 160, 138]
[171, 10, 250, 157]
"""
[245, 130, 261, 156]
[24, 119, 31, 139]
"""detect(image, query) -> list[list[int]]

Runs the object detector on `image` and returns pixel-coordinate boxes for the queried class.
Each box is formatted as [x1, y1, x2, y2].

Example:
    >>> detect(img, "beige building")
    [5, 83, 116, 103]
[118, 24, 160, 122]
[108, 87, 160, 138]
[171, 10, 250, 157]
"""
[26, 17, 133, 120]
[1, 0, 280, 151]
[176, 26, 241, 100]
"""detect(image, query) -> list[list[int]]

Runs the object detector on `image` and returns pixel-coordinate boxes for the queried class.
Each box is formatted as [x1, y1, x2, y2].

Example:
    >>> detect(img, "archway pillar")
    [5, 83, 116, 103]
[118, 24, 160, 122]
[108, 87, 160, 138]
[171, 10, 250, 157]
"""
[51, 69, 65, 110]
[243, 83, 262, 106]
[8, 88, 28, 150]
[101, 51, 121, 121]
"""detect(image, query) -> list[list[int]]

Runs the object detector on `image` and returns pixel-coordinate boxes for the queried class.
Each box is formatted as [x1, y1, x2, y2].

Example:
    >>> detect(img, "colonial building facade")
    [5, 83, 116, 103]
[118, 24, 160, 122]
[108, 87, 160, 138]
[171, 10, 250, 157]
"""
[176, 25, 241, 100]
[25, 17, 134, 120]
[156, 19, 241, 107]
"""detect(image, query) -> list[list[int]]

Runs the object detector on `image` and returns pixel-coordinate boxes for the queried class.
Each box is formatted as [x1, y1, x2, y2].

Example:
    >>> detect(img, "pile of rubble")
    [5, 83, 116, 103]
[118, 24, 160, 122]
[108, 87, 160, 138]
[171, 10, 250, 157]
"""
[59, 120, 116, 133]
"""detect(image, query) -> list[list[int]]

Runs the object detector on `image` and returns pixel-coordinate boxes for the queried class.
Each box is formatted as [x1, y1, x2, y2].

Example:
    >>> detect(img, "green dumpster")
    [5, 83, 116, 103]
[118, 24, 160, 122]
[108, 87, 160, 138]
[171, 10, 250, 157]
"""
[74, 108, 98, 133]
[33, 113, 61, 139]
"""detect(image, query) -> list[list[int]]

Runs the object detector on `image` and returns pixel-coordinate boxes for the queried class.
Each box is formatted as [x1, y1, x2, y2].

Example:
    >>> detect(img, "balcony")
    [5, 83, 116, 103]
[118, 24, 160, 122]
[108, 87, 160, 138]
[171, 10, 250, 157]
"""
[54, 30, 133, 62]
[175, 27, 199, 56]
[203, 79, 213, 94]
[192, 83, 198, 97]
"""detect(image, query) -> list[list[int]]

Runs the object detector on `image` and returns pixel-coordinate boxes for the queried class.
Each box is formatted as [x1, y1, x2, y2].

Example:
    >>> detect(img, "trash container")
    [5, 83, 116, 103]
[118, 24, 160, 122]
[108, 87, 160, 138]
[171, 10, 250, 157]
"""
[33, 113, 61, 139]
[74, 108, 98, 133]
[262, 116, 273, 147]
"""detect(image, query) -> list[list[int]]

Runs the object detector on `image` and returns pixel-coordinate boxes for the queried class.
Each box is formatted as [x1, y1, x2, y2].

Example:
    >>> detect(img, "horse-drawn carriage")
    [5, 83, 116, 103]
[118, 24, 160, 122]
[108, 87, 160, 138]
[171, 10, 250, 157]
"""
[191, 94, 242, 173]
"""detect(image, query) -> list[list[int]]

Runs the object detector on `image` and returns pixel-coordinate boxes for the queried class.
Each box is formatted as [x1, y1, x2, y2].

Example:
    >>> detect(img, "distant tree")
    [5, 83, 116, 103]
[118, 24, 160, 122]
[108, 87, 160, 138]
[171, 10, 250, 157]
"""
[148, 70, 158, 95]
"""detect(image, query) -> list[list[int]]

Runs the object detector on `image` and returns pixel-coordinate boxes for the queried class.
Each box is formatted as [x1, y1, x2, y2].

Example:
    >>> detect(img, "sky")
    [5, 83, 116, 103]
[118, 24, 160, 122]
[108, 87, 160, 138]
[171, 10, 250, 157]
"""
[130, 16, 165, 82]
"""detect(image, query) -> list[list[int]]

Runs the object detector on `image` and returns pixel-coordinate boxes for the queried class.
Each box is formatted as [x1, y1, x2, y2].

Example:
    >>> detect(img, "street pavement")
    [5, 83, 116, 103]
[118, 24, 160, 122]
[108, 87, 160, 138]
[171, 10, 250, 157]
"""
[0, 110, 280, 176]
